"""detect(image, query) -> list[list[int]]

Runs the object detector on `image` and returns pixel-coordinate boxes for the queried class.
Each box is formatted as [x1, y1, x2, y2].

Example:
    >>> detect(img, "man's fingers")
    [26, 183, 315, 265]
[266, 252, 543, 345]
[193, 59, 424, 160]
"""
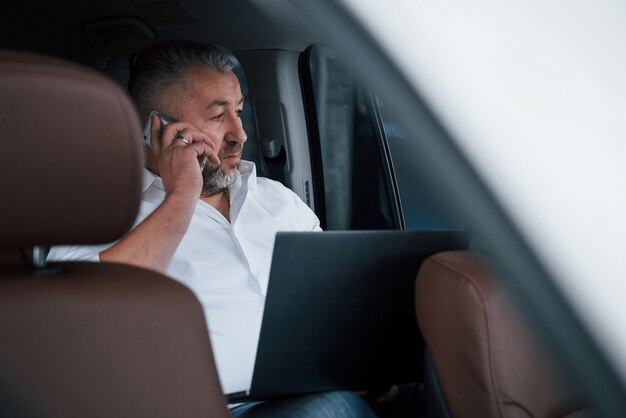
[359, 385, 399, 406]
[204, 145, 221, 166]
[160, 123, 197, 149]
[189, 131, 222, 166]
[183, 131, 220, 167]
[376, 385, 399, 403]
[165, 126, 219, 150]
[187, 142, 220, 167]
[174, 133, 191, 145]
[154, 121, 223, 170]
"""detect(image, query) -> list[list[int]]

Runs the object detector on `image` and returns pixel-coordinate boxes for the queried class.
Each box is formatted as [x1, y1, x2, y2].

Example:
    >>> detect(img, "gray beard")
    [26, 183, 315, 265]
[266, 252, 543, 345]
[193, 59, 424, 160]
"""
[202, 163, 240, 195]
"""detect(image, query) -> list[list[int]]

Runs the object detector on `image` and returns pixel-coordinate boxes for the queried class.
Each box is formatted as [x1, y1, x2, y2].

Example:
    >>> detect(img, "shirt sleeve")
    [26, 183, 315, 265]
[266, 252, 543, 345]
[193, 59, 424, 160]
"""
[47, 243, 111, 262]
[291, 189, 322, 231]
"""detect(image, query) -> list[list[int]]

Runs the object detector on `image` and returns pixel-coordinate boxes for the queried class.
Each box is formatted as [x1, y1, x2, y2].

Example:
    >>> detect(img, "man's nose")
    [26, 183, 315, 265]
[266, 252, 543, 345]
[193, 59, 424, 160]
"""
[225, 114, 247, 144]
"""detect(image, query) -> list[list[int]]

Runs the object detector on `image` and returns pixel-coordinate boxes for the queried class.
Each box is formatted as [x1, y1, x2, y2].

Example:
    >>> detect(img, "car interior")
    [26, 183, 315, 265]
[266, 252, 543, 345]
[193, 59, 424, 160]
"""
[0, 0, 594, 417]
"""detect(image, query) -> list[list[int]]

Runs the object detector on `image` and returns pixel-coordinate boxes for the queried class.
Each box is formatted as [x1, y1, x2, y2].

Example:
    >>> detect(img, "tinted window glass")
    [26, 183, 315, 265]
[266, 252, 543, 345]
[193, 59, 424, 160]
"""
[379, 100, 460, 230]
[305, 45, 396, 230]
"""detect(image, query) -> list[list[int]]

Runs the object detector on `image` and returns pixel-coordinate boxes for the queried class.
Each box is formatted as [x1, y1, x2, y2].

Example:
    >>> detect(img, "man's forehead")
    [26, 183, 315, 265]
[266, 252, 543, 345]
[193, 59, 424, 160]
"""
[187, 67, 239, 87]
[186, 67, 243, 104]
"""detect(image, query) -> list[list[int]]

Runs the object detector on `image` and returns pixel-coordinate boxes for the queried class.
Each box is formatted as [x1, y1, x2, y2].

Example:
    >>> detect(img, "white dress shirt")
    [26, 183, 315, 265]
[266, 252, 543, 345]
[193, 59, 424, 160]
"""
[48, 160, 321, 394]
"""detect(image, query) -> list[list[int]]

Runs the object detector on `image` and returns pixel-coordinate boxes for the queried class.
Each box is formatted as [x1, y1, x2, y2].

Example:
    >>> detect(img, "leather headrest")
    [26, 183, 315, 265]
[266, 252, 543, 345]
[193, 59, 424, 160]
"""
[0, 50, 143, 247]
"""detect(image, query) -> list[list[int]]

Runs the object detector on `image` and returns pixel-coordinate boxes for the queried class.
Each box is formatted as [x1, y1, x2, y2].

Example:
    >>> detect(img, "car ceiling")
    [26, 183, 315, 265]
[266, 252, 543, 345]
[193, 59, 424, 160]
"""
[0, 0, 319, 68]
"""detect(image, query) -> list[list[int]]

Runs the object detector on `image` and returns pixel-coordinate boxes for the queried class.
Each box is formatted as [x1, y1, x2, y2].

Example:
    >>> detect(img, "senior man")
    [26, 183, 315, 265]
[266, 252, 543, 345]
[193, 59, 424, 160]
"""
[48, 39, 379, 417]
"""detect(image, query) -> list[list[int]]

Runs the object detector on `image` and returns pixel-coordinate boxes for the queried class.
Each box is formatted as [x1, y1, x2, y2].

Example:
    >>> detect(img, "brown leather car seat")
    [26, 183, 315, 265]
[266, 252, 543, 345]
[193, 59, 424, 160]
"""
[0, 50, 229, 418]
[415, 251, 590, 418]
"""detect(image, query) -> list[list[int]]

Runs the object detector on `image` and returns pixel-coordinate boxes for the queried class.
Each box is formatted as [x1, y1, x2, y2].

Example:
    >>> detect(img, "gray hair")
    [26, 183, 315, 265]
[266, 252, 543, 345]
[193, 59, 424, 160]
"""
[129, 39, 235, 119]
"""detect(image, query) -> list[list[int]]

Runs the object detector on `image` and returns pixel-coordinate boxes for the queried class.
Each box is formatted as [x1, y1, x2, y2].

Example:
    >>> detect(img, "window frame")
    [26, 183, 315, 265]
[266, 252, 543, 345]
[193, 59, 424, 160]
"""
[298, 44, 404, 230]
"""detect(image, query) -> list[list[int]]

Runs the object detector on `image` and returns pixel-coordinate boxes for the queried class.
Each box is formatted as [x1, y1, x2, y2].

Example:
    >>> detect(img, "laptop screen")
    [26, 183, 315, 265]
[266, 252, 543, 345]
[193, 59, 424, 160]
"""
[242, 230, 469, 400]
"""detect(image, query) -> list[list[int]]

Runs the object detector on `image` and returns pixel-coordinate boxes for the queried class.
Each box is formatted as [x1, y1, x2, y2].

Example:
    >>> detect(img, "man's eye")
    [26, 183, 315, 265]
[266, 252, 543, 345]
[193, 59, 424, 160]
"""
[236, 109, 243, 118]
[211, 113, 224, 121]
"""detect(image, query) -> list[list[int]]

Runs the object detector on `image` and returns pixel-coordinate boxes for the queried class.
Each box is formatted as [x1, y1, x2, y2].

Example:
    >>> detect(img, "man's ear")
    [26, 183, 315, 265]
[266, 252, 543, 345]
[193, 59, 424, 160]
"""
[143, 143, 160, 175]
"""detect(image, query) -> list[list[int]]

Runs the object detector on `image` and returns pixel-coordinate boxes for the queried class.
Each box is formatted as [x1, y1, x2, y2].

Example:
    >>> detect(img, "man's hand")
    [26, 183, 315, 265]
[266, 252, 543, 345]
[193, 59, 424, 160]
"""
[99, 114, 222, 273]
[358, 386, 399, 409]
[149, 113, 221, 200]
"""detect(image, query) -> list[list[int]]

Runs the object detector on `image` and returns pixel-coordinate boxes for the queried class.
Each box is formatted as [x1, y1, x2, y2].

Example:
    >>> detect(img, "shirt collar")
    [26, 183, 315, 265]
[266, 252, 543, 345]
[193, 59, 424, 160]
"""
[237, 160, 257, 193]
[142, 168, 162, 192]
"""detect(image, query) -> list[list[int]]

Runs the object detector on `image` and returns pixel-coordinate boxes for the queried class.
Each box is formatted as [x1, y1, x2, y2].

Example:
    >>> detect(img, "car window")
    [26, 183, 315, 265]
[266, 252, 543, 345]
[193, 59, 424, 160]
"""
[379, 100, 461, 231]
[302, 45, 400, 230]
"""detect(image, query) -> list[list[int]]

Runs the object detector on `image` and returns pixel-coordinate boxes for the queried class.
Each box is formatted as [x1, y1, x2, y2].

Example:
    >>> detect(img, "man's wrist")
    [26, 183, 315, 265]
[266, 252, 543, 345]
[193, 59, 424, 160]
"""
[164, 187, 200, 206]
